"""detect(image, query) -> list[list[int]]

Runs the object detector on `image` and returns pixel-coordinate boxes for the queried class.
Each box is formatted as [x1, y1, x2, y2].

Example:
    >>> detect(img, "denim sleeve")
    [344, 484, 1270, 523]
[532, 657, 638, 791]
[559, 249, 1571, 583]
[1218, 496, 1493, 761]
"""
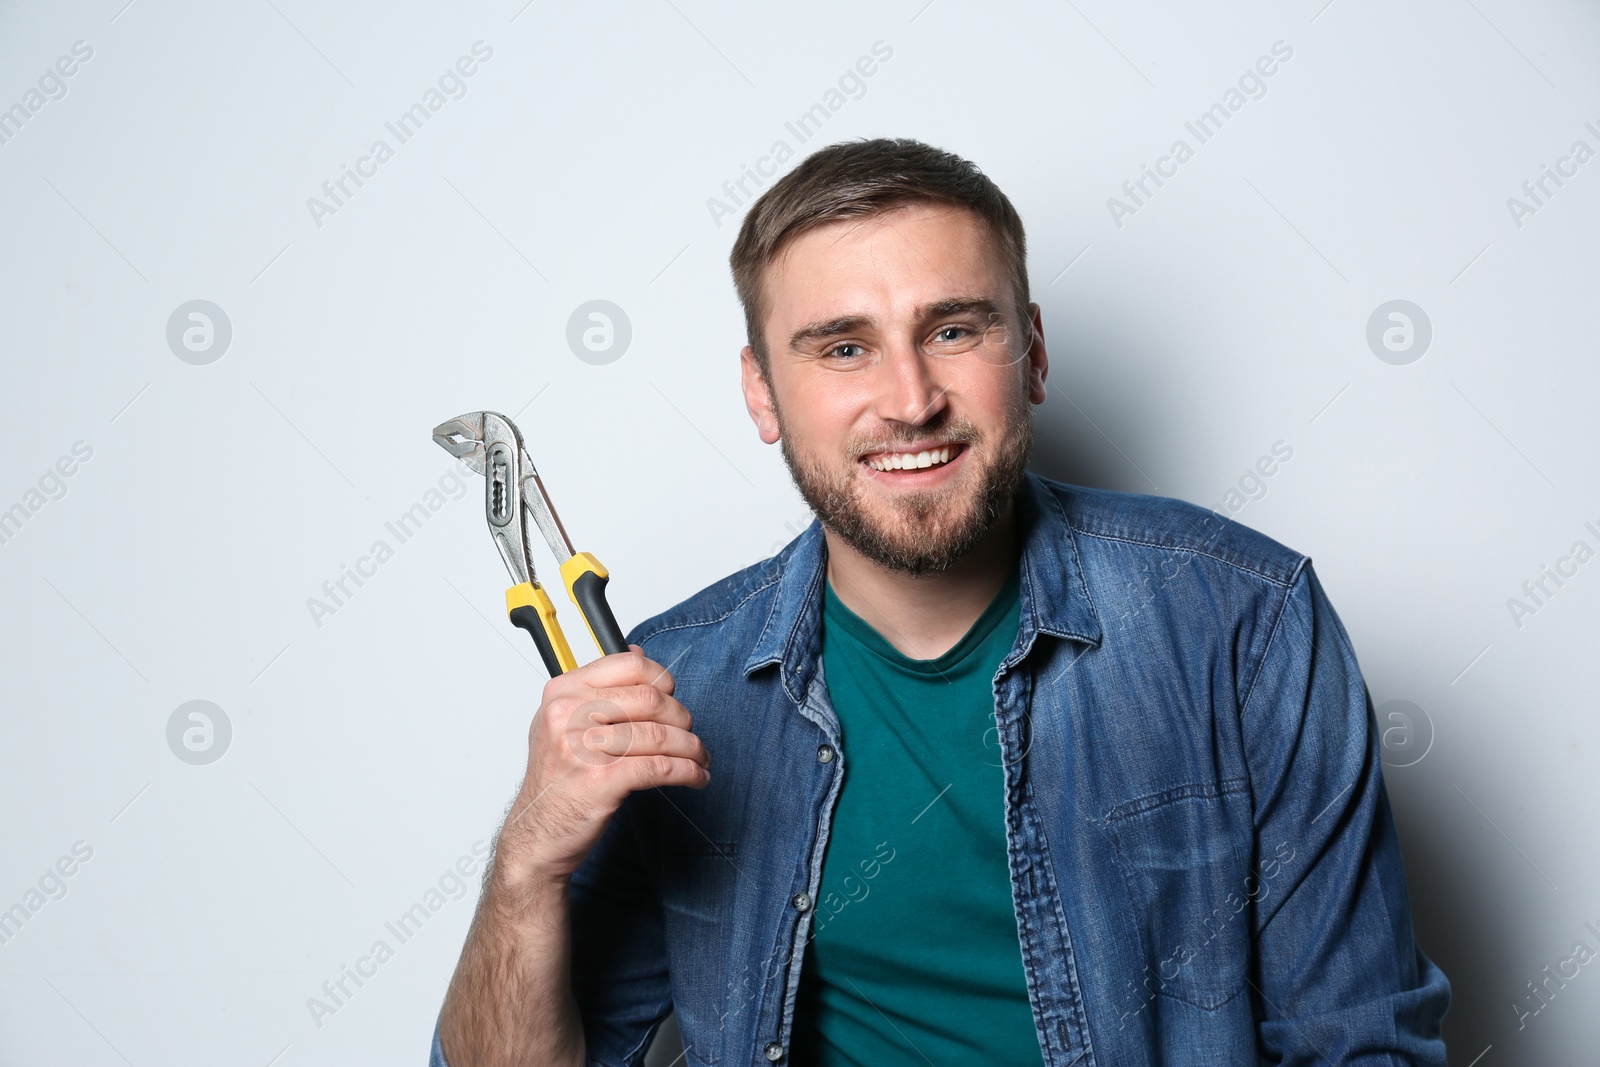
[1239, 560, 1450, 1065]
[567, 787, 674, 1066]
[429, 1016, 448, 1066]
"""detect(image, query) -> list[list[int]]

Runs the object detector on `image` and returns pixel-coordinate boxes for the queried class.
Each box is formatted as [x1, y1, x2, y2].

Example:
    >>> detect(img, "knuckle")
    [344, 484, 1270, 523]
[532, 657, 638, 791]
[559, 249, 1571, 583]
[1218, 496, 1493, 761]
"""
[544, 673, 581, 702]
[567, 719, 598, 750]
[531, 705, 561, 740]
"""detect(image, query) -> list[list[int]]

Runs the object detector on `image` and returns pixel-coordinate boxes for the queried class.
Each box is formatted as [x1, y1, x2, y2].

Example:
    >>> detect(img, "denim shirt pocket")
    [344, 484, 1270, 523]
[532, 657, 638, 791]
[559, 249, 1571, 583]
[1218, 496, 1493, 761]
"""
[1101, 776, 1253, 1011]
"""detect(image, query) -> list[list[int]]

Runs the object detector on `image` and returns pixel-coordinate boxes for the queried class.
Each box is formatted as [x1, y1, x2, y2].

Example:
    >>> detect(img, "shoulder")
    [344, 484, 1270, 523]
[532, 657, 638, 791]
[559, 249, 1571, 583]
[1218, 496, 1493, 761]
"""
[1033, 474, 1308, 590]
[1030, 475, 1333, 725]
[623, 540, 793, 649]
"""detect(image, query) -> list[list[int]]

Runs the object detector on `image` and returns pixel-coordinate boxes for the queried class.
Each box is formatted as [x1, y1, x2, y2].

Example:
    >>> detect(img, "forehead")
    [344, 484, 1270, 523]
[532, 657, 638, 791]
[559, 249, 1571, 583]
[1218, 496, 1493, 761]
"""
[762, 202, 1008, 330]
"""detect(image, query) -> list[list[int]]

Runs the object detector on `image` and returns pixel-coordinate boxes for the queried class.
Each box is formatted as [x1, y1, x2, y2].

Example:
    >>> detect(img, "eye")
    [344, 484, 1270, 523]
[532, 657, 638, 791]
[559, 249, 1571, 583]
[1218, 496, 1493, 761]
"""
[826, 342, 865, 360]
[933, 325, 972, 343]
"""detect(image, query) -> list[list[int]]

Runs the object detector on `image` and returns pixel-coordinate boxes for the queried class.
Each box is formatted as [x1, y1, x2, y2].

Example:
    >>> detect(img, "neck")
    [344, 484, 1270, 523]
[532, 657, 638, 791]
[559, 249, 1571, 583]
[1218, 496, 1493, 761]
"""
[823, 502, 1019, 660]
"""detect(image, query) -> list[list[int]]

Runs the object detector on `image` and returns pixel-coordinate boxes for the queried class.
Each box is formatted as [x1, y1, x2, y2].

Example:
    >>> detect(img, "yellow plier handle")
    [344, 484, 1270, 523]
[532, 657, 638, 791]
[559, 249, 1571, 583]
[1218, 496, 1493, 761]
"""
[505, 582, 578, 676]
[503, 553, 628, 678]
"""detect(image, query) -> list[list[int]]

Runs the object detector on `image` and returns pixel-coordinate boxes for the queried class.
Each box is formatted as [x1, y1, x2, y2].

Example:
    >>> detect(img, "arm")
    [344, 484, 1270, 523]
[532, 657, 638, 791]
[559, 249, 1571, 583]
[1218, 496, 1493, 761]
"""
[433, 796, 673, 1067]
[436, 842, 585, 1067]
[1241, 560, 1450, 1065]
[430, 647, 708, 1066]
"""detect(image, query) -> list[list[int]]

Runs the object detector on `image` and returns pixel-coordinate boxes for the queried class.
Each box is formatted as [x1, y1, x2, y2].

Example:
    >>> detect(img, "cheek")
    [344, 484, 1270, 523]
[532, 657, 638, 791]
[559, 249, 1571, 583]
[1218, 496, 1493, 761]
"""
[788, 374, 874, 448]
[946, 366, 1019, 429]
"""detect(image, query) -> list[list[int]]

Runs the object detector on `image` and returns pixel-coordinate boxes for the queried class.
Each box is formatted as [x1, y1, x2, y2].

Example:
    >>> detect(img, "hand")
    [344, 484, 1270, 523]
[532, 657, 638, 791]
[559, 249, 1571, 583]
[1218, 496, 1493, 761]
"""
[495, 644, 710, 888]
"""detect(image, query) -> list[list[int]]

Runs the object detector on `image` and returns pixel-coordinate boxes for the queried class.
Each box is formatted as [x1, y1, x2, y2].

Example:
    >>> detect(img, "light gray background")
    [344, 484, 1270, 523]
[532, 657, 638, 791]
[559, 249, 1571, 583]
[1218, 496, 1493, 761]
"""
[1, 1, 1596, 1064]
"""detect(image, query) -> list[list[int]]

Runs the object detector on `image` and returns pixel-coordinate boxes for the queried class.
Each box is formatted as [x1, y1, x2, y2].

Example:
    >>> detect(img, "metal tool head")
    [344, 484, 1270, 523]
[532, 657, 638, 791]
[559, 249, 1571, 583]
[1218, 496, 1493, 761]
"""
[433, 410, 536, 586]
[431, 412, 498, 476]
[433, 409, 581, 582]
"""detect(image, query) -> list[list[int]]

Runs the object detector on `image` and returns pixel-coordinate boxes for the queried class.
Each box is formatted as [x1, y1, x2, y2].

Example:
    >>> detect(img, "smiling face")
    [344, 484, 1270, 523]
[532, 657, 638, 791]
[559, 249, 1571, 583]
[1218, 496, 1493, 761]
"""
[741, 200, 1049, 576]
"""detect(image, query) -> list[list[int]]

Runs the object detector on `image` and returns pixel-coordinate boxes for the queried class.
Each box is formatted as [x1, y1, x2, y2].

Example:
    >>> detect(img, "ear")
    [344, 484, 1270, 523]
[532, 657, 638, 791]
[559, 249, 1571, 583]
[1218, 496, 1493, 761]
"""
[741, 345, 782, 444]
[1023, 302, 1049, 404]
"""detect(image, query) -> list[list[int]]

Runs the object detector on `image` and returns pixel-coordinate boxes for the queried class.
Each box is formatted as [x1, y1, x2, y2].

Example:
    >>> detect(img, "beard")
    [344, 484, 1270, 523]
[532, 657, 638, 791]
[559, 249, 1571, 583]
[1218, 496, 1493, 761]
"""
[774, 393, 1034, 578]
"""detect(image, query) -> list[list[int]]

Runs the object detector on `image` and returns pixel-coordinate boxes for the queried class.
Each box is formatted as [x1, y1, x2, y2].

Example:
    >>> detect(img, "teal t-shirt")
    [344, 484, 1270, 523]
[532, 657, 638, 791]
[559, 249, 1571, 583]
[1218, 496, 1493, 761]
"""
[790, 568, 1044, 1066]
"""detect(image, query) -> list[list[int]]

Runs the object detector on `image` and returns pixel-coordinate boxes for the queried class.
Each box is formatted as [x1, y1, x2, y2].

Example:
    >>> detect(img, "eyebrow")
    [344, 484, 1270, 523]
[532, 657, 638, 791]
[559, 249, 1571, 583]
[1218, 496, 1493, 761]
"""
[786, 296, 1003, 351]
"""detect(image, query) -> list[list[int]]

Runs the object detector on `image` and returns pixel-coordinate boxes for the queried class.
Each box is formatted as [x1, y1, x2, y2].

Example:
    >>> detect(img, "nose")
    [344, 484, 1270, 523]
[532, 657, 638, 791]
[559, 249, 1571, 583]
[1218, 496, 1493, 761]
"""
[875, 339, 947, 427]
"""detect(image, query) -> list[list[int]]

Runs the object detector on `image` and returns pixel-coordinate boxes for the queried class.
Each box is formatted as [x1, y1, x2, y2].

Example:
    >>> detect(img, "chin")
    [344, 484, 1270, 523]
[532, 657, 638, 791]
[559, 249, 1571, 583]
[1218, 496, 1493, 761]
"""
[878, 483, 974, 530]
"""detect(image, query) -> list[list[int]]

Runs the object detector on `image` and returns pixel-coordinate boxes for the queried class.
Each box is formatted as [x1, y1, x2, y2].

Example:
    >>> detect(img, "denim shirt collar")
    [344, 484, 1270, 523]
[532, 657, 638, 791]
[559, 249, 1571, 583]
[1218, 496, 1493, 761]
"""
[743, 471, 1103, 703]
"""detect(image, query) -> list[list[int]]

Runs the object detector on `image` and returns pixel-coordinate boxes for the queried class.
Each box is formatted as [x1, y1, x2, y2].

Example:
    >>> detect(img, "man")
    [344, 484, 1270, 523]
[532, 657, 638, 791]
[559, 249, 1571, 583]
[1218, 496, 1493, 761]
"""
[431, 137, 1451, 1066]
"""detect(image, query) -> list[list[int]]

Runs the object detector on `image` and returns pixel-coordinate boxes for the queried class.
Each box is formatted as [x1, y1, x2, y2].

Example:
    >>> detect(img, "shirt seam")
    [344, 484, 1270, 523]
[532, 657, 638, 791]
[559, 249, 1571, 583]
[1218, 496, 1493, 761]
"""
[1066, 523, 1302, 589]
[1235, 556, 1311, 726]
[1101, 775, 1253, 823]
[628, 569, 784, 645]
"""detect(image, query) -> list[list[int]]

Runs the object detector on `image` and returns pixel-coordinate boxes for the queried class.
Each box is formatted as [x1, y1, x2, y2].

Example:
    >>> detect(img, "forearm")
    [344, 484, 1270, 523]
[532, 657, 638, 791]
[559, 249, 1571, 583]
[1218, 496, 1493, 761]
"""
[438, 864, 586, 1067]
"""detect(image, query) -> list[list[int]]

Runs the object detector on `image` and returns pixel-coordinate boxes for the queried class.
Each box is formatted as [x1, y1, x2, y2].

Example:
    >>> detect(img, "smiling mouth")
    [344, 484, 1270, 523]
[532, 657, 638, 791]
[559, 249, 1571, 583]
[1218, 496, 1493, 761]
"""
[861, 442, 965, 472]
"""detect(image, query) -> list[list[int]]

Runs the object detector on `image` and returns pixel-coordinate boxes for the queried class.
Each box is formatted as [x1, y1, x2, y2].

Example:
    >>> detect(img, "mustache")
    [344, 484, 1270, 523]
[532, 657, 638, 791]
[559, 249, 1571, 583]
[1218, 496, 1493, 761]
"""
[851, 418, 980, 455]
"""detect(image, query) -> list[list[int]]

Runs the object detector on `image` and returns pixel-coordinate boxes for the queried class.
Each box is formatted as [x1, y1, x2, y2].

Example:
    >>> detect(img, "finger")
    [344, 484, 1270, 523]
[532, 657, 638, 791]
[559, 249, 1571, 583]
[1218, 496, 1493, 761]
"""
[620, 752, 712, 792]
[580, 720, 710, 768]
[571, 686, 693, 732]
[629, 644, 676, 695]
[554, 646, 674, 694]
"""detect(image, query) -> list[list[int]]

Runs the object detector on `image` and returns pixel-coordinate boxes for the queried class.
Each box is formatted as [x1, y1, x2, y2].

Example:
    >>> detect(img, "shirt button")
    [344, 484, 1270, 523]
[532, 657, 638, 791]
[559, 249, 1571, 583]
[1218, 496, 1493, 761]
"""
[792, 892, 812, 912]
[817, 744, 835, 763]
[764, 1041, 785, 1061]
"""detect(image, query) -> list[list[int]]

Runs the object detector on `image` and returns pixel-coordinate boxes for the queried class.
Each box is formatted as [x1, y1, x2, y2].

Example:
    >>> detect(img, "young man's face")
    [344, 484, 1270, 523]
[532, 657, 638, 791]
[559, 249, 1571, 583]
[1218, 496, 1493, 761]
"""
[741, 200, 1049, 576]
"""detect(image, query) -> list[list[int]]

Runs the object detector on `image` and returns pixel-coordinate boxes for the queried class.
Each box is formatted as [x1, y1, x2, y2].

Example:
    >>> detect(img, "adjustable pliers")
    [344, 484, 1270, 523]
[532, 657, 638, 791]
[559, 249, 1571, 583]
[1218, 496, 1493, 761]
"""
[432, 410, 629, 677]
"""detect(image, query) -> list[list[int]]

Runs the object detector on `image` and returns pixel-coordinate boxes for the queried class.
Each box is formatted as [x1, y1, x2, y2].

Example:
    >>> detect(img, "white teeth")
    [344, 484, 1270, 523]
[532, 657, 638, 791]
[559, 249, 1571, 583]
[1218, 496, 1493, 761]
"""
[866, 446, 956, 472]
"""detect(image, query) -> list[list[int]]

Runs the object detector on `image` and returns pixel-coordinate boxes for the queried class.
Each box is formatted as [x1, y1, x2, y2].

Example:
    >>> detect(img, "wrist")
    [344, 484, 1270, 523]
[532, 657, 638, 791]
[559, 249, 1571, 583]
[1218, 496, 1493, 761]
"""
[488, 843, 572, 912]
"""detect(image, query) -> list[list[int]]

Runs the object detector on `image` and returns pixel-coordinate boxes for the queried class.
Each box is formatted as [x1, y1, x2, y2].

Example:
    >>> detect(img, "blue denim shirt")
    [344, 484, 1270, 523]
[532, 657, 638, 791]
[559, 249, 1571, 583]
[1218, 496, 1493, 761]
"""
[430, 471, 1450, 1066]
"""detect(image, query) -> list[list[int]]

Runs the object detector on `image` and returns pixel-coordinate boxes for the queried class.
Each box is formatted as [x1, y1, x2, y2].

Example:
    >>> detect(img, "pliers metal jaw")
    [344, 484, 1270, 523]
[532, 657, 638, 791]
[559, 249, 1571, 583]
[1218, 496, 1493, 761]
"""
[433, 410, 629, 677]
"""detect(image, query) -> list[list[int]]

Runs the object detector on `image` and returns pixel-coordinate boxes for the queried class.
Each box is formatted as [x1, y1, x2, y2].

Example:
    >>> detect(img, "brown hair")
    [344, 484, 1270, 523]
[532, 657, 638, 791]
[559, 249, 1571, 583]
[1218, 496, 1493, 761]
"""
[729, 137, 1032, 376]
